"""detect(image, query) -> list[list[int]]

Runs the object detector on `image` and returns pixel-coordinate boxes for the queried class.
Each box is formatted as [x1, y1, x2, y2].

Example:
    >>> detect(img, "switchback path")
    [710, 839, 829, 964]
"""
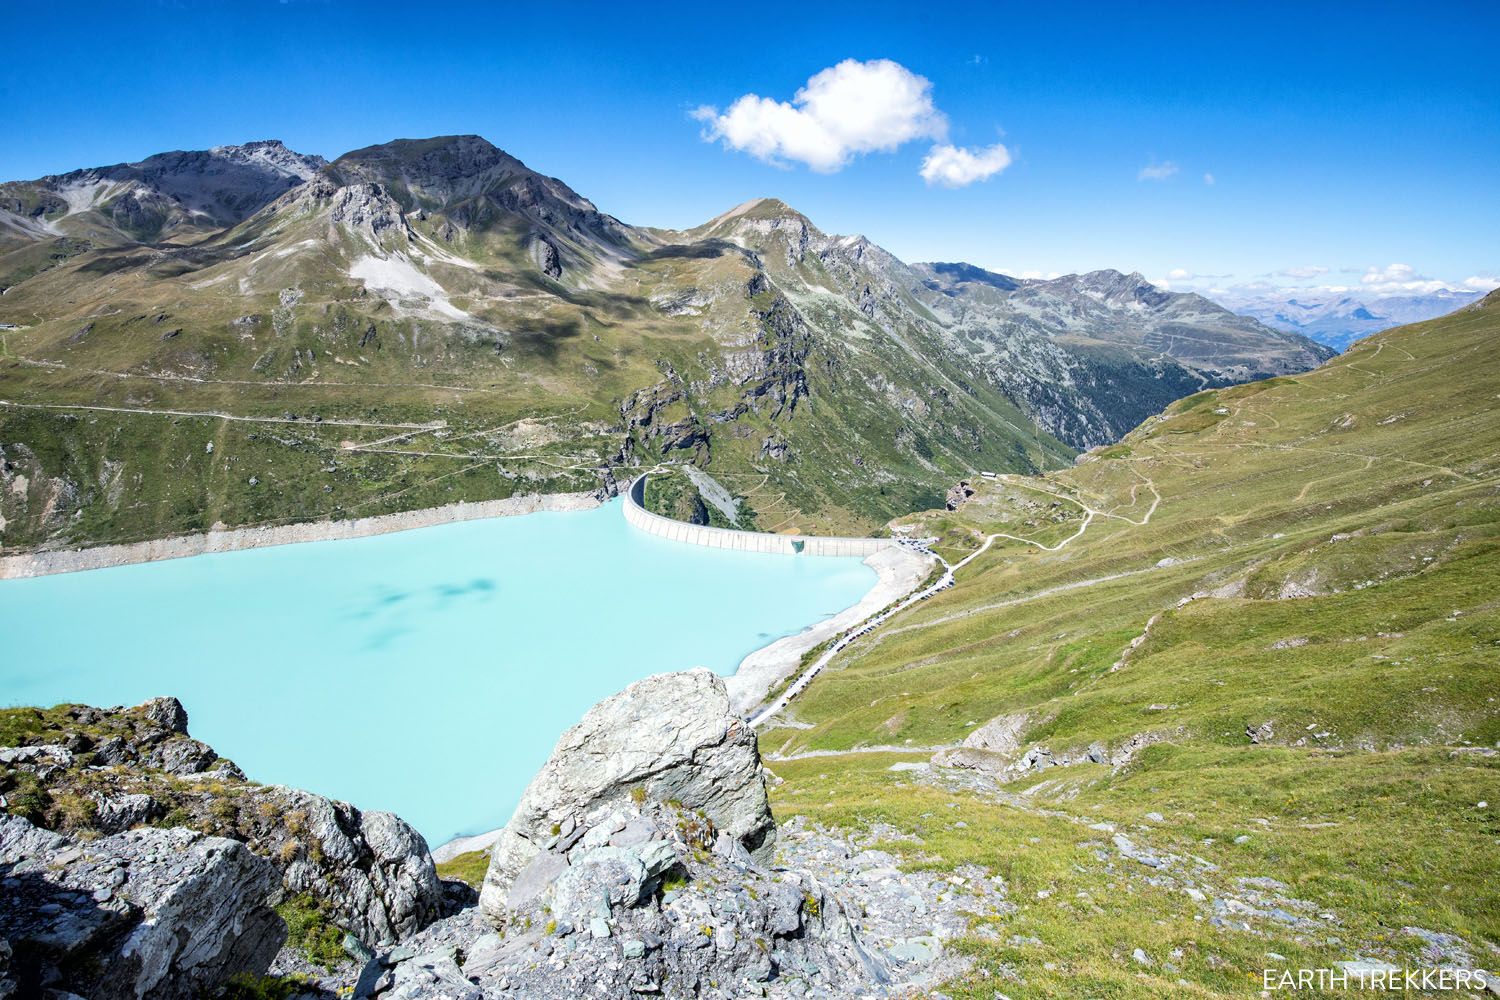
[750, 471, 1160, 729]
[0, 399, 444, 432]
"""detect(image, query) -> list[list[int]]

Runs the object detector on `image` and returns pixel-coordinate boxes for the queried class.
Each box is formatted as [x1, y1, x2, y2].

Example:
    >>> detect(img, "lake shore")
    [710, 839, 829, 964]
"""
[0, 490, 606, 580]
[722, 544, 935, 715]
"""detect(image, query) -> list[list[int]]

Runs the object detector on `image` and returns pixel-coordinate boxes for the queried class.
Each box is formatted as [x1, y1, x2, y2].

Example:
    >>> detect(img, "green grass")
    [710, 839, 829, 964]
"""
[761, 293, 1500, 996]
[219, 972, 321, 1000]
[436, 849, 491, 889]
[276, 893, 347, 969]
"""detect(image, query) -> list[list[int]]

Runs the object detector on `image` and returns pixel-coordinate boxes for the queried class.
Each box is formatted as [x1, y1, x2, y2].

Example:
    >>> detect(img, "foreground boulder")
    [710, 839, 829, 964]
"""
[360, 670, 898, 999]
[0, 813, 284, 999]
[478, 668, 775, 921]
[362, 798, 889, 1000]
[0, 697, 441, 947]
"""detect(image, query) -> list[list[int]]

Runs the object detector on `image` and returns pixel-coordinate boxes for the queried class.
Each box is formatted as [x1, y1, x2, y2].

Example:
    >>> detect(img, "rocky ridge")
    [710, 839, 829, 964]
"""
[0, 813, 284, 999]
[0, 697, 442, 949]
[0, 140, 327, 245]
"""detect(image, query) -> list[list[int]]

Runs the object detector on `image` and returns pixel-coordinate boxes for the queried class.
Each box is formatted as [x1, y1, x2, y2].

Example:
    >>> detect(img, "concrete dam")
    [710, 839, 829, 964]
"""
[623, 474, 893, 558]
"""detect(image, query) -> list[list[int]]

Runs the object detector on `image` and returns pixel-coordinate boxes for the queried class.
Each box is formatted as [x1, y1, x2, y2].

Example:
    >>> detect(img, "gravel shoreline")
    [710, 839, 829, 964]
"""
[723, 544, 935, 715]
[0, 490, 605, 580]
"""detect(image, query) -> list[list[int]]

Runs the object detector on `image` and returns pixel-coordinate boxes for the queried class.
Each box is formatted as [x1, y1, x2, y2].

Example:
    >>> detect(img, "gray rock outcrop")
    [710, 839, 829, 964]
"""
[316, 668, 1006, 999]
[273, 786, 442, 944]
[0, 813, 284, 999]
[479, 668, 774, 921]
[533, 235, 563, 278]
[0, 697, 441, 948]
[362, 797, 888, 1000]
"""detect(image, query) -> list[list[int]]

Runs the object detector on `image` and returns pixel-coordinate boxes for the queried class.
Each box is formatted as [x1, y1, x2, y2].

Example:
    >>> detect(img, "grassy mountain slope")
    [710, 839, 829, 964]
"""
[759, 291, 1500, 996]
[0, 137, 1326, 552]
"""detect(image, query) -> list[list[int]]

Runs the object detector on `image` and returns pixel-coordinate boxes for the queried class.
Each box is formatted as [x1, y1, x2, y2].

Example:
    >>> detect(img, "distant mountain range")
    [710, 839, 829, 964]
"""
[0, 135, 1331, 545]
[1210, 286, 1483, 352]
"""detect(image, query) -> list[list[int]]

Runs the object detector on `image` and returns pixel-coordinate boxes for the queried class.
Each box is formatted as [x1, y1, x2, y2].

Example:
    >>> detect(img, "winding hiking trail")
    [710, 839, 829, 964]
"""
[749, 471, 1161, 729]
[0, 398, 444, 431]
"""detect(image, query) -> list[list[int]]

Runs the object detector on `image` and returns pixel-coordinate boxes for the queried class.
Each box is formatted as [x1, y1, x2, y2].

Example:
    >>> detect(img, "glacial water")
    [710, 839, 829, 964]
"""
[0, 499, 875, 845]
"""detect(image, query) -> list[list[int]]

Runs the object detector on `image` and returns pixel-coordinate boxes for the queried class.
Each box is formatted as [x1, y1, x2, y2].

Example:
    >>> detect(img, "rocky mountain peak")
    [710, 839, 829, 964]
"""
[321, 134, 631, 257]
[203, 139, 327, 181]
[329, 134, 523, 190]
[917, 261, 1022, 292]
[702, 196, 816, 234]
[1048, 268, 1170, 308]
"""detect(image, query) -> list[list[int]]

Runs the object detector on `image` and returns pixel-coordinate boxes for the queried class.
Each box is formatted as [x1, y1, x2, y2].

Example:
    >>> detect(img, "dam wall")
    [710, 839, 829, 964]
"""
[623, 475, 893, 558]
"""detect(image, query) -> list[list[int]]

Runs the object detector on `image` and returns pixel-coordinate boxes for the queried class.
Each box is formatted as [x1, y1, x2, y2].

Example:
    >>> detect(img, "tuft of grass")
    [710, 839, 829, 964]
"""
[219, 977, 318, 1000]
[276, 893, 346, 970]
[219, 972, 320, 1000]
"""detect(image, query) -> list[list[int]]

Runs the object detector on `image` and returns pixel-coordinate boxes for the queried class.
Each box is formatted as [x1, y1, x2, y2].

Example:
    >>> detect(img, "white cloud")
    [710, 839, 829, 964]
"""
[1362, 263, 1420, 284]
[1460, 275, 1499, 291]
[1138, 161, 1179, 181]
[920, 142, 1012, 188]
[1203, 172, 1215, 186]
[1167, 268, 1195, 280]
[1278, 265, 1329, 279]
[1358, 262, 1454, 295]
[694, 59, 947, 173]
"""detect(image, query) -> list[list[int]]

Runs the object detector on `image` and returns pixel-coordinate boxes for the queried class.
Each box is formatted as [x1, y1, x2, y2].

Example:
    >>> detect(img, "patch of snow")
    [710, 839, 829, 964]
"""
[349, 253, 469, 320]
[273, 238, 318, 259]
[57, 178, 132, 216]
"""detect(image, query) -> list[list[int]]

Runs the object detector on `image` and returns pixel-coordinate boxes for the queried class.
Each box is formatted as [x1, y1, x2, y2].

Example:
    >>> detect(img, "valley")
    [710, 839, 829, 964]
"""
[749, 290, 1500, 996]
[1, 135, 1493, 1000]
[0, 136, 1330, 553]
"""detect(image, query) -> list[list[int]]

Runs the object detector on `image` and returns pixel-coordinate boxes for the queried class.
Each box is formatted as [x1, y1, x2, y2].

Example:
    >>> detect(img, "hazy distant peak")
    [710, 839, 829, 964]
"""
[916, 261, 1021, 291]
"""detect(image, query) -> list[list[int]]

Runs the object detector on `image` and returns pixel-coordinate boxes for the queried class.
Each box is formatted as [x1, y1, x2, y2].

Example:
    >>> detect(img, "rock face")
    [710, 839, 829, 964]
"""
[945, 479, 976, 511]
[362, 799, 889, 1000]
[0, 698, 441, 947]
[479, 669, 774, 921]
[346, 670, 1006, 999]
[0, 813, 284, 999]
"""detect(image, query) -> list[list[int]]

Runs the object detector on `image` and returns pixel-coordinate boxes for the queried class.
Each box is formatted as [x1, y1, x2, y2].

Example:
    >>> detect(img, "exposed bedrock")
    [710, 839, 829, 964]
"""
[478, 668, 775, 919]
[0, 697, 442, 949]
[360, 670, 905, 999]
[0, 814, 284, 1000]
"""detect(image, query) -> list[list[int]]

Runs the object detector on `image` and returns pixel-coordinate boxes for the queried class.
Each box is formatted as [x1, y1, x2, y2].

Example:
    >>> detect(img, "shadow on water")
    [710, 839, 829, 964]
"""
[348, 578, 496, 622]
[434, 578, 497, 604]
[362, 625, 416, 652]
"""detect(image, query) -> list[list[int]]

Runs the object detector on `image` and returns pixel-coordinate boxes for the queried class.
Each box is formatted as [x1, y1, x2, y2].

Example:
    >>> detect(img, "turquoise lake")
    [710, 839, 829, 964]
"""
[0, 499, 875, 845]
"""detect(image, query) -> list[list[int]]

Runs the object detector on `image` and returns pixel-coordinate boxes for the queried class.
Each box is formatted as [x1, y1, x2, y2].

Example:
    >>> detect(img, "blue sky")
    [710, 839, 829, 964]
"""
[4, 0, 1496, 293]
